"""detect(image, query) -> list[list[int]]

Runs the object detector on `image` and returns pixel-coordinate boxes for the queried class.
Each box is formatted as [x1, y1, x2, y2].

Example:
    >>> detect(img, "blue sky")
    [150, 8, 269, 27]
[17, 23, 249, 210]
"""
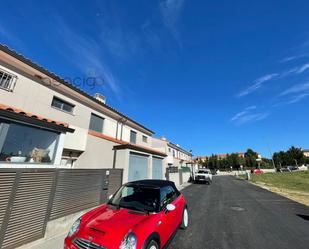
[1, 0, 309, 157]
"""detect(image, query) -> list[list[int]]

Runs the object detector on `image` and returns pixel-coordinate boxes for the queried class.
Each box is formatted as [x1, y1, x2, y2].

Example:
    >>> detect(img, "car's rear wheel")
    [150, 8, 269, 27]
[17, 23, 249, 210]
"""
[180, 207, 189, 229]
[146, 240, 159, 249]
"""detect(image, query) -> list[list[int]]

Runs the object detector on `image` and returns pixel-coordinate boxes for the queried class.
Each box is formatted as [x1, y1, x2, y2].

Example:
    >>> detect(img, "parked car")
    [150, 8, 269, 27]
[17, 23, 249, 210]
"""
[287, 166, 298, 171]
[279, 167, 291, 172]
[251, 168, 263, 174]
[64, 180, 188, 249]
[194, 169, 212, 184]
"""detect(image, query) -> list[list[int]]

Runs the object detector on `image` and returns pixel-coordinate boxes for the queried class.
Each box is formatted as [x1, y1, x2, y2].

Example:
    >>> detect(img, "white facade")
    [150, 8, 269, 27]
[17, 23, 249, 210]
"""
[0, 47, 167, 184]
[152, 137, 193, 172]
[0, 46, 192, 184]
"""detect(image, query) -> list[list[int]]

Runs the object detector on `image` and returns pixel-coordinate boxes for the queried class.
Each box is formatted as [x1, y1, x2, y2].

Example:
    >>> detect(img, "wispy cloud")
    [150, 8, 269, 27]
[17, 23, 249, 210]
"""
[0, 25, 26, 50]
[286, 93, 309, 104]
[274, 81, 309, 106]
[230, 106, 269, 125]
[296, 63, 309, 74]
[237, 74, 278, 97]
[279, 81, 309, 96]
[280, 53, 309, 63]
[238, 62, 309, 98]
[160, 0, 185, 46]
[52, 16, 120, 96]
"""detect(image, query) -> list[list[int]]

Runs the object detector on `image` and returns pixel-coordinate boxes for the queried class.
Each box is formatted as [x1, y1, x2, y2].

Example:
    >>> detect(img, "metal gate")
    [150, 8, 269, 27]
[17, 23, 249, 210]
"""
[0, 168, 123, 249]
[128, 153, 148, 181]
[152, 157, 163, 179]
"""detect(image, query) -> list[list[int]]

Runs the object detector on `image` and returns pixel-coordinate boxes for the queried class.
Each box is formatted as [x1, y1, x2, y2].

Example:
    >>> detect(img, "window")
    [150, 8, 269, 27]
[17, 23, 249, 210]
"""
[0, 69, 17, 91]
[160, 185, 178, 209]
[130, 130, 137, 144]
[0, 121, 59, 163]
[173, 150, 175, 157]
[89, 113, 104, 133]
[168, 148, 171, 152]
[51, 97, 75, 113]
[142, 135, 148, 143]
[109, 185, 160, 212]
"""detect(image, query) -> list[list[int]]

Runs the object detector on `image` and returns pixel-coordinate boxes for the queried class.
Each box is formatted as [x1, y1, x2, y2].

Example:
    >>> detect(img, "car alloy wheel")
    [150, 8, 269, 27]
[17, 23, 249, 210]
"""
[181, 207, 189, 229]
[147, 240, 159, 249]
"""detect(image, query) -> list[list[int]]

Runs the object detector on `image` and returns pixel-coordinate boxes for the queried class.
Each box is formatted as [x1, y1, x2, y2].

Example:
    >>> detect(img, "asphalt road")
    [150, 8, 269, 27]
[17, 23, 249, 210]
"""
[168, 176, 309, 249]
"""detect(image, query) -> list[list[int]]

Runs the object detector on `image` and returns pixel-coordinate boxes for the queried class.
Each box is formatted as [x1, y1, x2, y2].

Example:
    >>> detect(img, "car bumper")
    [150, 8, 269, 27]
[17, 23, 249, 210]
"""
[195, 178, 210, 181]
[64, 237, 77, 249]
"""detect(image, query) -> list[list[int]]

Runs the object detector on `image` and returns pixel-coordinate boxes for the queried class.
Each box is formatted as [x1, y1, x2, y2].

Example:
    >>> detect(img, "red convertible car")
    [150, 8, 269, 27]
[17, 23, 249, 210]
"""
[64, 180, 188, 249]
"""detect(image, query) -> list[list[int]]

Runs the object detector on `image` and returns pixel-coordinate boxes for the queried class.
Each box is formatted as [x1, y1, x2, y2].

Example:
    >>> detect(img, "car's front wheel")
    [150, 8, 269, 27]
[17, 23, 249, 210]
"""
[180, 207, 189, 229]
[146, 240, 159, 249]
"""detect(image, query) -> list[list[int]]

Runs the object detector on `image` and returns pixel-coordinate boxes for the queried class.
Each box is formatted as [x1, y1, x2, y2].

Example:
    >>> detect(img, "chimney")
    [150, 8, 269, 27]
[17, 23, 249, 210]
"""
[94, 93, 106, 104]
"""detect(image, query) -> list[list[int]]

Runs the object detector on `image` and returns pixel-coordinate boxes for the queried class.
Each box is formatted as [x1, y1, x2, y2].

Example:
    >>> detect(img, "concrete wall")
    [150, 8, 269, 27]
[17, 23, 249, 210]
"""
[182, 172, 191, 183]
[169, 172, 180, 187]
[74, 134, 116, 168]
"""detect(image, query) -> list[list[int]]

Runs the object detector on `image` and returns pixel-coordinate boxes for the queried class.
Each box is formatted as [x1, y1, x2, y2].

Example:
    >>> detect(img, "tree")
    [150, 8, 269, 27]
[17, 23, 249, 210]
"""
[208, 154, 218, 170]
[260, 158, 273, 168]
[227, 153, 240, 170]
[245, 149, 258, 168]
[273, 146, 305, 167]
[286, 146, 305, 166]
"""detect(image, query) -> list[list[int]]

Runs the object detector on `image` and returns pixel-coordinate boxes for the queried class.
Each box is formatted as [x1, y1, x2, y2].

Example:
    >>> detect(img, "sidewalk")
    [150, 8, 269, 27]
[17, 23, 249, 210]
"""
[22, 233, 65, 249]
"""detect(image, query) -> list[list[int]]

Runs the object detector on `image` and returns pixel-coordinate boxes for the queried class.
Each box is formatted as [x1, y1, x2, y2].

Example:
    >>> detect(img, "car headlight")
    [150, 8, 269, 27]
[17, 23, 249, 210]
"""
[119, 232, 137, 249]
[67, 218, 81, 237]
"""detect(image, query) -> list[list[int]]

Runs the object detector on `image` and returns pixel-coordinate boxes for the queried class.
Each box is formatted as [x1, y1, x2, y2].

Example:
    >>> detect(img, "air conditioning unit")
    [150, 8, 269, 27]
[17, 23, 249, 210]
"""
[94, 93, 106, 104]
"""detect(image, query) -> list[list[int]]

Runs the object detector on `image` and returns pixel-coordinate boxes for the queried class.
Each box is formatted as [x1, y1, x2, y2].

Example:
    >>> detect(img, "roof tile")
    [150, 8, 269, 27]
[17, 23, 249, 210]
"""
[0, 103, 69, 127]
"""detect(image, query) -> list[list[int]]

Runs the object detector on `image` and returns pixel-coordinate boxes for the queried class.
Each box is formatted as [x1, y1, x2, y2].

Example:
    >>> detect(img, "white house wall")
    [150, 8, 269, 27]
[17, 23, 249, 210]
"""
[0, 62, 154, 171]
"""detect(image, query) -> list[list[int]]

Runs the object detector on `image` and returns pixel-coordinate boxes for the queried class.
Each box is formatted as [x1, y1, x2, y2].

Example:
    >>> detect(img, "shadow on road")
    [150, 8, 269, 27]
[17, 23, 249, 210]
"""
[297, 214, 309, 221]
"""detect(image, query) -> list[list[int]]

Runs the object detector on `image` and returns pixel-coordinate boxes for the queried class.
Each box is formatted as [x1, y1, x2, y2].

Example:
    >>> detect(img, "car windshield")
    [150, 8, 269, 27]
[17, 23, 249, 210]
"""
[198, 170, 208, 173]
[108, 185, 160, 213]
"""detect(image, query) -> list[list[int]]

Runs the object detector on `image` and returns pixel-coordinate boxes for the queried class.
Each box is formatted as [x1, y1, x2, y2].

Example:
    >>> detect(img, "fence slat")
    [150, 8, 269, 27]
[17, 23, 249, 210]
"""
[0, 168, 123, 248]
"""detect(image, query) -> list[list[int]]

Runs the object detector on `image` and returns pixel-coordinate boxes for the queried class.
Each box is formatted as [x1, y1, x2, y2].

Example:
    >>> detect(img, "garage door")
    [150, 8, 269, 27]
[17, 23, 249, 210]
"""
[152, 157, 163, 179]
[128, 153, 148, 181]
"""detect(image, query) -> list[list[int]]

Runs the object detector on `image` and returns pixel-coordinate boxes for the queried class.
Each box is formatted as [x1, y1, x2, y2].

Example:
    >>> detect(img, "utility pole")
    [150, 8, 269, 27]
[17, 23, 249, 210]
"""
[266, 141, 276, 169]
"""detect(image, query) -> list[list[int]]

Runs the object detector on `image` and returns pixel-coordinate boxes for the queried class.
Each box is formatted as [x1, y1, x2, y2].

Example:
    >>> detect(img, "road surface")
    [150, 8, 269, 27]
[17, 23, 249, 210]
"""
[169, 176, 309, 249]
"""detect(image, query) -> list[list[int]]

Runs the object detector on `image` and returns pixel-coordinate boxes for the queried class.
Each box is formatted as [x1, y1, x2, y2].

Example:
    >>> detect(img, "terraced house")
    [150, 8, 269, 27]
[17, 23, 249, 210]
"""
[152, 137, 193, 168]
[0, 45, 171, 183]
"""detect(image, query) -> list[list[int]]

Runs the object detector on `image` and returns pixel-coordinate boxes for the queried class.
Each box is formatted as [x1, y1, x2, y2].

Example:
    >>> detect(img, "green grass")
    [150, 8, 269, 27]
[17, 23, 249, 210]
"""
[248, 171, 309, 192]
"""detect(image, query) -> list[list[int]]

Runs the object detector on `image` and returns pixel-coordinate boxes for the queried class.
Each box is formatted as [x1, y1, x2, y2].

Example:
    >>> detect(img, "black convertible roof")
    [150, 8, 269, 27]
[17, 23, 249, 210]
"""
[127, 179, 175, 188]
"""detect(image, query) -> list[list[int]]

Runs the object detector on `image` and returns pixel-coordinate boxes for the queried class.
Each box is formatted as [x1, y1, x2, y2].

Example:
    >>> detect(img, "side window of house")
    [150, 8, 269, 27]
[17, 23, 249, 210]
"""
[160, 186, 177, 209]
[130, 130, 137, 144]
[51, 96, 75, 113]
[0, 69, 17, 91]
[0, 121, 59, 163]
[142, 135, 148, 143]
[89, 113, 104, 133]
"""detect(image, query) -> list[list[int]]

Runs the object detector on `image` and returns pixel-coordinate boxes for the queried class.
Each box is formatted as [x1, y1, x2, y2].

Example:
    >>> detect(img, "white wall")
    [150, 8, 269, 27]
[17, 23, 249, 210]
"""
[74, 135, 116, 168]
[169, 172, 180, 187]
[182, 172, 191, 183]
[0, 62, 154, 170]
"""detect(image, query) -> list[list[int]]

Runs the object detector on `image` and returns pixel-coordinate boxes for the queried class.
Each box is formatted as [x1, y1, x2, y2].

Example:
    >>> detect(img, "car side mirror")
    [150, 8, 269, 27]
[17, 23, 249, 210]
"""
[166, 204, 176, 212]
